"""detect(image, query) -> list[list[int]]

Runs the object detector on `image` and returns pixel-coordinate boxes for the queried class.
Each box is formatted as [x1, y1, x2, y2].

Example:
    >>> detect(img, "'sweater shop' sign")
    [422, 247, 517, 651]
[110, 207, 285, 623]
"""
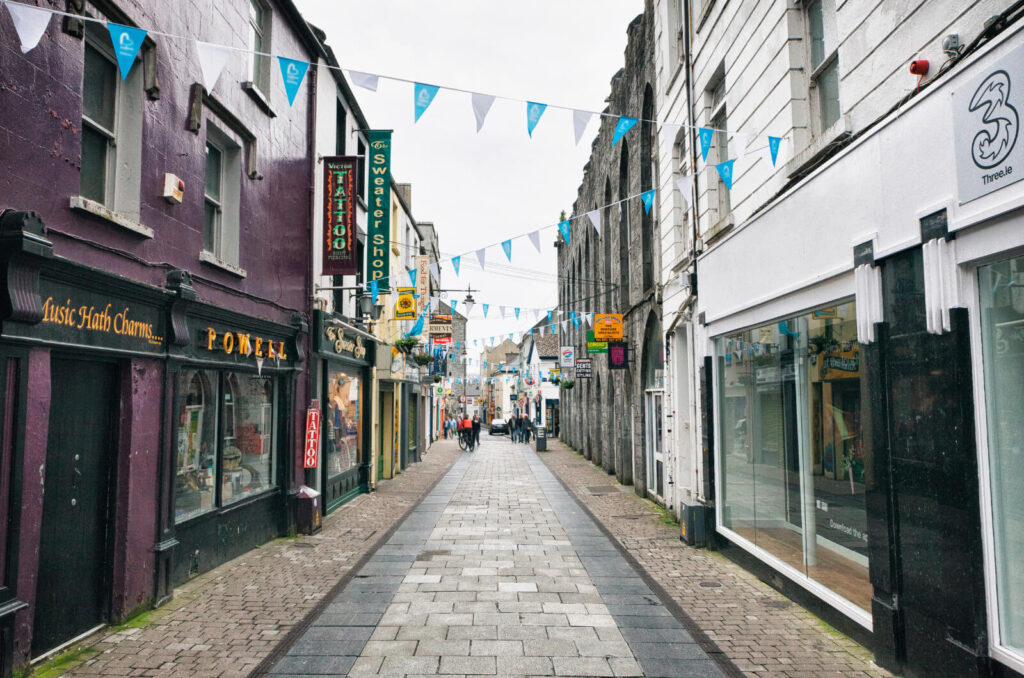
[322, 156, 358, 276]
[367, 130, 392, 290]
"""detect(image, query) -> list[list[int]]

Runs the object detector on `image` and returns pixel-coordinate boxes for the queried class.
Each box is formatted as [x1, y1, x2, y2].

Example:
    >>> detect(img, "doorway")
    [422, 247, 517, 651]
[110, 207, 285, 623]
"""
[32, 358, 119, 656]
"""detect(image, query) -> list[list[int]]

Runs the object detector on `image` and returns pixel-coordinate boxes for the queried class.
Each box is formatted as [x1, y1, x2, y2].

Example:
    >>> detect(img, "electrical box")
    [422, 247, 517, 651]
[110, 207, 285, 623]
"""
[680, 502, 707, 547]
[163, 173, 184, 204]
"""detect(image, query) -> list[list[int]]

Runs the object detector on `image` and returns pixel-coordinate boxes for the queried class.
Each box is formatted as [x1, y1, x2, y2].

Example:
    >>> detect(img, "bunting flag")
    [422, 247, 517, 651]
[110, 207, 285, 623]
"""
[527, 101, 546, 137]
[547, 310, 553, 323]
[514, 308, 520, 319]
[370, 280, 379, 304]
[768, 136, 782, 166]
[451, 256, 461, 276]
[108, 23, 147, 80]
[641, 189, 656, 215]
[279, 57, 309, 105]
[464, 301, 475, 316]
[500, 306, 507, 319]
[558, 220, 571, 245]
[451, 299, 458, 314]
[414, 83, 440, 122]
[475, 248, 486, 270]
[561, 320, 568, 332]
[528, 230, 542, 253]
[348, 70, 379, 91]
[715, 159, 735, 190]
[573, 109, 593, 145]
[675, 175, 694, 207]
[472, 93, 495, 132]
[405, 313, 425, 337]
[501, 239, 512, 261]
[539, 325, 546, 337]
[587, 209, 601, 235]
[699, 127, 714, 162]
[408, 268, 417, 288]
[429, 262, 439, 282]
[6, 2, 51, 53]
[196, 40, 232, 93]
[534, 309, 541, 320]
[482, 303, 489, 318]
[612, 116, 637, 146]
[584, 313, 593, 327]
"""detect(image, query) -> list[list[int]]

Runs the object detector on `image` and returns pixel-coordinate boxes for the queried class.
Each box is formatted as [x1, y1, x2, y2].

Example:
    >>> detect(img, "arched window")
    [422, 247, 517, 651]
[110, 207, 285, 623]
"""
[619, 139, 630, 308]
[603, 180, 613, 312]
[641, 85, 655, 292]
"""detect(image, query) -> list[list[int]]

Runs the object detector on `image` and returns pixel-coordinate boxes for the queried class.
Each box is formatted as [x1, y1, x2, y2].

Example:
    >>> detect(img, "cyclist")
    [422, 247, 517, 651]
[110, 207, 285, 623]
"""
[460, 412, 474, 451]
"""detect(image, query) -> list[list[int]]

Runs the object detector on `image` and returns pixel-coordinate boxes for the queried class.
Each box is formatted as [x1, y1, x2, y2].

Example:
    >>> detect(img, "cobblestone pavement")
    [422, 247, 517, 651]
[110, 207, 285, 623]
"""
[538, 438, 892, 678]
[267, 436, 728, 678]
[64, 440, 464, 678]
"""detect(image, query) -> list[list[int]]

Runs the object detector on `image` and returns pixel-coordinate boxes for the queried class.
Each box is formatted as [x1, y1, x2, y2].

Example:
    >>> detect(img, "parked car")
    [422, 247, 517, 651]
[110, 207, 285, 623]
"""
[488, 420, 508, 435]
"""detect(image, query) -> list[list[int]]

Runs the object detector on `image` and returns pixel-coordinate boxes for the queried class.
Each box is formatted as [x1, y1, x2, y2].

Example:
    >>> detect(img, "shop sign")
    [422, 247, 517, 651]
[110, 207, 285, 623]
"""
[203, 327, 288, 361]
[820, 347, 860, 379]
[953, 43, 1024, 203]
[303, 408, 321, 469]
[323, 327, 367, 360]
[7, 279, 167, 354]
[608, 341, 628, 370]
[395, 287, 416, 319]
[415, 255, 430, 313]
[576, 358, 592, 378]
[429, 314, 452, 342]
[560, 345, 575, 368]
[593, 314, 623, 341]
[322, 156, 358, 276]
[586, 330, 607, 354]
[367, 130, 392, 289]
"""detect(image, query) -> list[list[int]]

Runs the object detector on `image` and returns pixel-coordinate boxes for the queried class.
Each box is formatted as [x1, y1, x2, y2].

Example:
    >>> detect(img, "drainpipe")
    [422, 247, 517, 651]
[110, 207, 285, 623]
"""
[305, 62, 318, 489]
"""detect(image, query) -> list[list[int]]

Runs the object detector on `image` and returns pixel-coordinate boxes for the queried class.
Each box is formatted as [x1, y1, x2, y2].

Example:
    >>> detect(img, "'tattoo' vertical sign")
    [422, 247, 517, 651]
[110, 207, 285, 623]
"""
[303, 409, 321, 469]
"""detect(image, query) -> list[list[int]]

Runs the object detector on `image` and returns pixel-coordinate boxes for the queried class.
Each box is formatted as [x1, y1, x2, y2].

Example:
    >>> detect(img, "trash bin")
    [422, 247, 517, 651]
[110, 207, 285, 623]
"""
[535, 427, 547, 451]
[295, 485, 322, 535]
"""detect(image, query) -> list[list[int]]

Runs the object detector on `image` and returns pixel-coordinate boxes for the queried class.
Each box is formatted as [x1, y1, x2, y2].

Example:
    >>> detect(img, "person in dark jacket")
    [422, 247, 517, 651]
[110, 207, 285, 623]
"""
[520, 414, 532, 443]
[472, 414, 481, 446]
[508, 415, 518, 442]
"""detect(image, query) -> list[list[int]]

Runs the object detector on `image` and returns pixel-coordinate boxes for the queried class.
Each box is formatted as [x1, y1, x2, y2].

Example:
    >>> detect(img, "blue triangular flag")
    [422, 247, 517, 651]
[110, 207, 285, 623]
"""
[370, 280, 379, 304]
[640, 189, 656, 215]
[768, 136, 781, 166]
[501, 239, 512, 261]
[414, 83, 440, 122]
[107, 23, 147, 81]
[451, 299, 458, 313]
[408, 268, 417, 288]
[514, 308, 520, 319]
[527, 101, 546, 137]
[405, 313, 425, 338]
[483, 304, 489, 318]
[612, 116, 637, 146]
[715, 159, 735, 190]
[451, 256, 461, 276]
[558, 220, 571, 244]
[699, 127, 713, 162]
[278, 57, 309, 106]
[547, 310, 553, 323]
[509, 333, 514, 341]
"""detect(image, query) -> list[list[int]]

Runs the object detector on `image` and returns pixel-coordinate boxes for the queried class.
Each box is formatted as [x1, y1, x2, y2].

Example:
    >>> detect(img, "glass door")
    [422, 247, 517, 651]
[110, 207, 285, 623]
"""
[645, 390, 664, 497]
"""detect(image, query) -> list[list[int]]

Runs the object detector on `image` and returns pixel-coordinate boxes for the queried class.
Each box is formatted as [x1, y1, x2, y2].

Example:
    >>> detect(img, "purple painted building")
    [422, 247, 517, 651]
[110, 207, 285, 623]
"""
[0, 0, 321, 669]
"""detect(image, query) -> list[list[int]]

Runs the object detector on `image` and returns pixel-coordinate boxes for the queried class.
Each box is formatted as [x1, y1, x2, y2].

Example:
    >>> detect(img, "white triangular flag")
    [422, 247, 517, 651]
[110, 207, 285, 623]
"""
[256, 357, 264, 376]
[349, 70, 379, 91]
[464, 301, 475, 316]
[539, 325, 546, 337]
[528, 230, 542, 253]
[475, 248, 486, 270]
[196, 41, 232, 93]
[6, 2, 51, 54]
[561, 320, 568, 332]
[500, 306, 507, 319]
[573, 109, 592, 145]
[585, 313, 593, 327]
[429, 262, 439, 282]
[534, 309, 541, 320]
[675, 175, 694, 207]
[587, 209, 601, 235]
[471, 93, 495, 132]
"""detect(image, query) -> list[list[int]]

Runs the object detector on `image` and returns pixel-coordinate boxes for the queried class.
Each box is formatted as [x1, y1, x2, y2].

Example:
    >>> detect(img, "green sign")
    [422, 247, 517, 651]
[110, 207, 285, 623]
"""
[367, 130, 392, 291]
[586, 330, 607, 354]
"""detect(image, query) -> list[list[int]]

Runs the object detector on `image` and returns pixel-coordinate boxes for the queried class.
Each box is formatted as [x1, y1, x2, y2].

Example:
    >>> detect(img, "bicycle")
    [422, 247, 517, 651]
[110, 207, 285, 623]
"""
[458, 427, 475, 452]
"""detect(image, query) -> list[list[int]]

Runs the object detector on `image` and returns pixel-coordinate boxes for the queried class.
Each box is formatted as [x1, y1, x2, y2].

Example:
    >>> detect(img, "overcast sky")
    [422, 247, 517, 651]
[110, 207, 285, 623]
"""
[295, 0, 644, 367]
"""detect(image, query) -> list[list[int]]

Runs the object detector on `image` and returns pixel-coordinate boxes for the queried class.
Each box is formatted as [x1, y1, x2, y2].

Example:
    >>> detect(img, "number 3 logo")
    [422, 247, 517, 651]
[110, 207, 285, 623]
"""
[969, 70, 1019, 169]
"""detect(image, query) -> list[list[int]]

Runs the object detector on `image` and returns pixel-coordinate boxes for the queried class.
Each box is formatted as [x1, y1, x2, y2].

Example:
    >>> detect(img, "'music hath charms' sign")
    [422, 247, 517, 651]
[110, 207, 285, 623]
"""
[323, 156, 358, 276]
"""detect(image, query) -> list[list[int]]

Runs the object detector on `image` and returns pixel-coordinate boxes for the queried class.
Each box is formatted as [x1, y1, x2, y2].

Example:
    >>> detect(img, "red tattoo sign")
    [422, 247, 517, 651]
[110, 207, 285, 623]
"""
[303, 408, 321, 469]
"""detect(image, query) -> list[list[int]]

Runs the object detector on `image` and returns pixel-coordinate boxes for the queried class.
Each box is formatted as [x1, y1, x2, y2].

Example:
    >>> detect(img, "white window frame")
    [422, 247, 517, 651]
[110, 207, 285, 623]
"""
[200, 120, 243, 273]
[248, 0, 272, 96]
[805, 0, 841, 136]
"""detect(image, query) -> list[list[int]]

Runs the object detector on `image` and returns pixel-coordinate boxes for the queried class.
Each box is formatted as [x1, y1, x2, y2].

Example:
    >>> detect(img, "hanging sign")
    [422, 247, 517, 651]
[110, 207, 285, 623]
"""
[586, 330, 608, 354]
[560, 345, 575, 368]
[367, 130, 392, 289]
[322, 156, 358, 276]
[593, 314, 624, 341]
[576, 358, 593, 379]
[395, 287, 416, 319]
[953, 43, 1024, 203]
[428, 314, 452, 342]
[415, 255, 430, 313]
[608, 341, 628, 370]
[303, 408, 321, 469]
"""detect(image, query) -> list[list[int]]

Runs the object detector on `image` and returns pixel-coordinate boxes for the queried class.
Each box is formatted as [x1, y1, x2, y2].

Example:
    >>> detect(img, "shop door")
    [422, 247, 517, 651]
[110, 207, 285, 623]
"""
[33, 359, 118, 656]
[644, 391, 664, 497]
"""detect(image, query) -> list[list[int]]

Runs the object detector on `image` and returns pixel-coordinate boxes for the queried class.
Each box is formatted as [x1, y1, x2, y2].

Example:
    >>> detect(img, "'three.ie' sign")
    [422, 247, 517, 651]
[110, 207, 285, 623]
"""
[954, 43, 1024, 203]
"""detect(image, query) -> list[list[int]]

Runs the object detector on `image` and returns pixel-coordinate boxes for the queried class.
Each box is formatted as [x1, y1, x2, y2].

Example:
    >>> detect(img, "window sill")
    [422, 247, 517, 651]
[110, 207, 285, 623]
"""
[703, 213, 734, 246]
[242, 81, 276, 118]
[69, 196, 154, 238]
[199, 250, 247, 278]
[785, 116, 851, 180]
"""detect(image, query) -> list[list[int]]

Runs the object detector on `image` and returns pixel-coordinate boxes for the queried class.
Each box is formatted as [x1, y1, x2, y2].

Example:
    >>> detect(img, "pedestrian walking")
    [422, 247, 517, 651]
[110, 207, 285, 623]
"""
[508, 415, 518, 442]
[520, 414, 532, 444]
[472, 413, 481, 447]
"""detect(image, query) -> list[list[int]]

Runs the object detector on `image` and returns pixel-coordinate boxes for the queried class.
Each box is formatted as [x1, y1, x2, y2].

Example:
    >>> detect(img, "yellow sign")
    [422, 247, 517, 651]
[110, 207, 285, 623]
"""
[395, 287, 416, 319]
[593, 314, 624, 341]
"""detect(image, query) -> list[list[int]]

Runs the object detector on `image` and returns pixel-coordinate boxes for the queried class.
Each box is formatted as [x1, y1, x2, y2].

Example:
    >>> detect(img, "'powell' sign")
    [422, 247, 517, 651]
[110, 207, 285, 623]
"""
[954, 44, 1024, 203]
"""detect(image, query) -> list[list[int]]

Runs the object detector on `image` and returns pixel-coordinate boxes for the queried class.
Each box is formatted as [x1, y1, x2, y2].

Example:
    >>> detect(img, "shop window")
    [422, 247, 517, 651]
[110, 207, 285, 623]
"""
[174, 370, 277, 523]
[324, 367, 362, 478]
[979, 254, 1024, 657]
[716, 301, 870, 614]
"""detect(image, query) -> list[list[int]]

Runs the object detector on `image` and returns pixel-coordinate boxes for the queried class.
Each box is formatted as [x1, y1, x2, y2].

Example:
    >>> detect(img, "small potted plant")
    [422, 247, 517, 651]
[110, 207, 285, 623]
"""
[433, 375, 442, 383]
[393, 337, 419, 354]
[561, 379, 575, 390]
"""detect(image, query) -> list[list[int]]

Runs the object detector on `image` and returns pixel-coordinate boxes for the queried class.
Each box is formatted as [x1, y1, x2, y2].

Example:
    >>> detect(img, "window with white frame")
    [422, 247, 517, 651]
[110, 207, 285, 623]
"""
[202, 123, 241, 266]
[707, 74, 730, 222]
[806, 0, 840, 133]
[672, 130, 690, 265]
[80, 23, 142, 218]
[248, 0, 271, 95]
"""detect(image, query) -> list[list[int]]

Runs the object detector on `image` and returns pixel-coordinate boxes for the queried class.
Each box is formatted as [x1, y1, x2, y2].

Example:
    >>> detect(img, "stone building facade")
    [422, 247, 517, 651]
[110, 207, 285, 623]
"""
[557, 0, 663, 499]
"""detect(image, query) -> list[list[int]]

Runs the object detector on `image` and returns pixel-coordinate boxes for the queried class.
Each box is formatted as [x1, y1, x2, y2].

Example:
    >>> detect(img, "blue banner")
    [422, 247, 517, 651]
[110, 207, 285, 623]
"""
[451, 299, 458, 314]
[558, 220, 570, 244]
[514, 308, 520, 319]
[699, 127, 713, 162]
[640, 189, 655, 215]
[107, 23, 146, 81]
[527, 101, 546, 137]
[715, 159, 735, 190]
[501, 239, 512, 261]
[451, 256, 461, 276]
[408, 268, 417, 288]
[769, 136, 781, 166]
[482, 303, 489, 318]
[612, 116, 637, 146]
[370, 280, 379, 304]
[405, 313, 425, 337]
[414, 83, 440, 122]
[278, 57, 309, 106]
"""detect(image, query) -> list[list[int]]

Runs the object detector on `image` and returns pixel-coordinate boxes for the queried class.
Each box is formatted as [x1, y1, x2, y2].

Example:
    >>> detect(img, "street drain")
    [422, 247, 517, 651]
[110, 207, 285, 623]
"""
[699, 580, 722, 588]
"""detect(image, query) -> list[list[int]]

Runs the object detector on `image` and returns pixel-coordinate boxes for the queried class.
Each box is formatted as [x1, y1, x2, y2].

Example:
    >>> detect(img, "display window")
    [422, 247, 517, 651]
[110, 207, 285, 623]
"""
[324, 366, 362, 478]
[174, 369, 278, 523]
[978, 253, 1024, 659]
[715, 301, 871, 617]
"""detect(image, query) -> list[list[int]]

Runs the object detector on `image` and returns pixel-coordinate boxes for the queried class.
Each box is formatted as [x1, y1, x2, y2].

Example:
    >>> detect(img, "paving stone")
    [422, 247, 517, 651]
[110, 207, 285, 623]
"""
[551, 656, 615, 676]
[438, 655, 497, 674]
